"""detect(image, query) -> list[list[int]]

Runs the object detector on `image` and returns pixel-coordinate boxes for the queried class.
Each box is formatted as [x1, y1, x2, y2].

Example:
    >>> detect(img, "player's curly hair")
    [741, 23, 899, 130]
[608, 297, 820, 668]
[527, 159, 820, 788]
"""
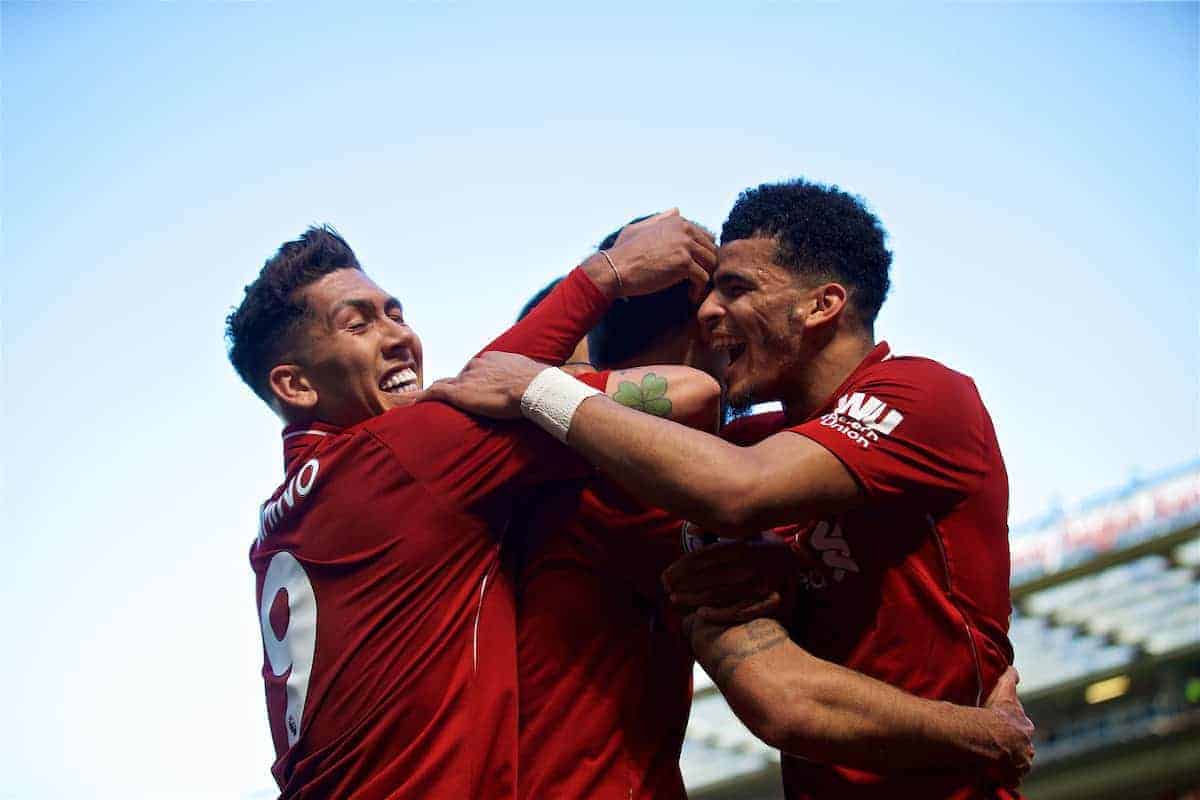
[588, 215, 693, 368]
[721, 179, 892, 327]
[226, 225, 362, 404]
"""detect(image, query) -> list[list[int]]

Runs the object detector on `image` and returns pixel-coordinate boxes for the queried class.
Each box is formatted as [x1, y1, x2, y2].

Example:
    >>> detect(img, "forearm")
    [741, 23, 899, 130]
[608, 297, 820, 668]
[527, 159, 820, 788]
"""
[690, 618, 1012, 774]
[568, 395, 762, 534]
[477, 255, 618, 363]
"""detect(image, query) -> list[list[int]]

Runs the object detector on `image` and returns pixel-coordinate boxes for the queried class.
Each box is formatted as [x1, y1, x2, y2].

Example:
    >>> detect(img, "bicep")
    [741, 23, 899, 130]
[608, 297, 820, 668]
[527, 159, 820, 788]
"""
[734, 432, 864, 531]
[603, 365, 720, 431]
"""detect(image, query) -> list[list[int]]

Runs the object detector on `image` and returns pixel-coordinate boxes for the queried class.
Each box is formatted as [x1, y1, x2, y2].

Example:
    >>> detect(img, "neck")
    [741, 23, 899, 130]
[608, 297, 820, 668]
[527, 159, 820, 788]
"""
[280, 409, 317, 430]
[780, 330, 876, 424]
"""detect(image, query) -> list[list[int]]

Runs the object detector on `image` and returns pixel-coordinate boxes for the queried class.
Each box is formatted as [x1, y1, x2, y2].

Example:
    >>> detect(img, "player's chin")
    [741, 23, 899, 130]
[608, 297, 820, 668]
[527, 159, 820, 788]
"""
[726, 381, 755, 413]
[725, 366, 754, 406]
[727, 369, 772, 411]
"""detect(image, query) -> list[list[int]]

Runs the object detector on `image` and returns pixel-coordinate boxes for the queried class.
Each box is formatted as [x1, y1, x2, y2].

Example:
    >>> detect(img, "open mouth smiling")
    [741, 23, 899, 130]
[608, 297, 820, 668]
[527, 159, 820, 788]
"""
[710, 335, 747, 365]
[379, 367, 419, 395]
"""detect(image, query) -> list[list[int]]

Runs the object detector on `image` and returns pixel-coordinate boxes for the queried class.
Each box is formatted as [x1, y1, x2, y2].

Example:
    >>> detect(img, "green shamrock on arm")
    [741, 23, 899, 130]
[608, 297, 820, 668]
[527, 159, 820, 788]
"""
[612, 373, 673, 418]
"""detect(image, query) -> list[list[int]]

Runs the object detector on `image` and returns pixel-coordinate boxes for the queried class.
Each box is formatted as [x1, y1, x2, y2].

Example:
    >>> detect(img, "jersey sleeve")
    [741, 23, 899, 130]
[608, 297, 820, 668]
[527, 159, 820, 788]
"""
[367, 401, 594, 510]
[788, 360, 991, 505]
[476, 267, 611, 363]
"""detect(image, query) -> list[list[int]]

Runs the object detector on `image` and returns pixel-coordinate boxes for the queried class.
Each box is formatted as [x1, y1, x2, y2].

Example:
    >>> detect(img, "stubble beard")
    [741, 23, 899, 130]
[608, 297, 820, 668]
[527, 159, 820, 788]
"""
[725, 326, 796, 415]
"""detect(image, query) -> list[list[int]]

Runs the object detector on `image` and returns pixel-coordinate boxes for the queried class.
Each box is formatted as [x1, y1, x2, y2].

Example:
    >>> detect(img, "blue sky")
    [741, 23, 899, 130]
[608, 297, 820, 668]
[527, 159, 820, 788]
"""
[3, 3, 1196, 797]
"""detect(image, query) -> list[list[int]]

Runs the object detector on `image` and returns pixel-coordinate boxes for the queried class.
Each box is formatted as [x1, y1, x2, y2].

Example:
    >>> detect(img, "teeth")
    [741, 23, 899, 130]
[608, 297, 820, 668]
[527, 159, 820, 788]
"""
[381, 368, 418, 391]
[710, 337, 744, 351]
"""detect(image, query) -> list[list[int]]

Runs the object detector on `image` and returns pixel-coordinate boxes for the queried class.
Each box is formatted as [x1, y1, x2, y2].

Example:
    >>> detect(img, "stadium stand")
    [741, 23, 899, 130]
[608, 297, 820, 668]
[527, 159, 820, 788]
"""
[681, 461, 1200, 800]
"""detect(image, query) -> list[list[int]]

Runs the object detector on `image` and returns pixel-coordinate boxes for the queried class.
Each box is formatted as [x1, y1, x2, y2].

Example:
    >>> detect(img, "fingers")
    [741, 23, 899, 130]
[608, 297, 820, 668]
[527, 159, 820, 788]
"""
[663, 540, 764, 585]
[613, 211, 669, 247]
[682, 223, 717, 266]
[983, 666, 1035, 789]
[683, 237, 717, 273]
[669, 583, 765, 610]
[687, 261, 712, 304]
[669, 563, 759, 593]
[684, 221, 717, 261]
[679, 230, 716, 302]
[696, 593, 782, 624]
[667, 571, 757, 603]
[668, 566, 773, 609]
[623, 208, 680, 237]
[986, 666, 1020, 707]
[410, 379, 456, 405]
[662, 544, 743, 589]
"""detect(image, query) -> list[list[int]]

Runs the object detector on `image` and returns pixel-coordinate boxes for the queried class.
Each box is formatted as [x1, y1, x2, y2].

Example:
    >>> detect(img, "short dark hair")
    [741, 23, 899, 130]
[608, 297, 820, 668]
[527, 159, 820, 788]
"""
[226, 225, 362, 403]
[588, 215, 692, 368]
[721, 179, 892, 325]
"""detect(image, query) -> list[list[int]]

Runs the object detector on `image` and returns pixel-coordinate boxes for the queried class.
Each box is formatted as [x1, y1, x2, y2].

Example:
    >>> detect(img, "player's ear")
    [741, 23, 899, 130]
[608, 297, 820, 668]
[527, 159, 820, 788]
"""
[800, 282, 847, 329]
[268, 363, 319, 412]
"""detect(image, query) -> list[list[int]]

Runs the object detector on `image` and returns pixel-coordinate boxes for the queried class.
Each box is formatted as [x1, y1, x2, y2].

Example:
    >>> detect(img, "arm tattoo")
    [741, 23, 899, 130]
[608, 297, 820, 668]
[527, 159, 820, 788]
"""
[612, 373, 673, 418]
[706, 619, 790, 685]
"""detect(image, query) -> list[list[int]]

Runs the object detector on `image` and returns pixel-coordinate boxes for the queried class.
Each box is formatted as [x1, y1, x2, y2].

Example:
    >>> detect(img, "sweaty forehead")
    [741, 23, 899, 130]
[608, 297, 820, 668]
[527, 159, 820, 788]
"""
[715, 237, 789, 283]
[303, 269, 400, 315]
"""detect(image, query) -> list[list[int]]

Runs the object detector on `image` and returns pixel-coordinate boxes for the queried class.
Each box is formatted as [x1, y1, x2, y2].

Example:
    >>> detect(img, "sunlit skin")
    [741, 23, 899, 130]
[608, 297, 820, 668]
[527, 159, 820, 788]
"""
[698, 238, 813, 410]
[409, 236, 1037, 785]
[269, 268, 425, 428]
[698, 237, 871, 423]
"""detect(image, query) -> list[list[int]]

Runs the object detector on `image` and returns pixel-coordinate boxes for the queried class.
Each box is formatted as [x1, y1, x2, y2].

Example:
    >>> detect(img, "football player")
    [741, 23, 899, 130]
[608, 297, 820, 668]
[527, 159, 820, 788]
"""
[418, 181, 1031, 798]
[227, 214, 713, 798]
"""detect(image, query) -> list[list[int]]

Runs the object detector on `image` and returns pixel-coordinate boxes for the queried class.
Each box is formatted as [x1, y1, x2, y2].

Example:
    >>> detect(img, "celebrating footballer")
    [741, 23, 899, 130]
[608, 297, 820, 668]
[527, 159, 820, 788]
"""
[229, 179, 1034, 799]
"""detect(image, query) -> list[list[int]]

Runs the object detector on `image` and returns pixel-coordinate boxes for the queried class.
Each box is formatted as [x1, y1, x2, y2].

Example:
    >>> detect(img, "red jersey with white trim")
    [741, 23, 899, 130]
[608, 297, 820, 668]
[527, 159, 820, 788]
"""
[516, 484, 692, 800]
[516, 373, 782, 799]
[250, 267, 611, 799]
[516, 371, 693, 800]
[747, 343, 1018, 800]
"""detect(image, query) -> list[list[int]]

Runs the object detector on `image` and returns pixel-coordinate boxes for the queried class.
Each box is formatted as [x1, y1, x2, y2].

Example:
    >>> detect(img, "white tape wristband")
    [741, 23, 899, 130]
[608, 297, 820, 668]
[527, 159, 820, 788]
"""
[520, 367, 601, 443]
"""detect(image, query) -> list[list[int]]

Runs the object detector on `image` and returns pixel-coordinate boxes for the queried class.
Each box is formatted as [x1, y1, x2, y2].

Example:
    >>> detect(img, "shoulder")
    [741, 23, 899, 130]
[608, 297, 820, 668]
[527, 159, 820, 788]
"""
[863, 353, 976, 390]
[358, 401, 494, 454]
[850, 353, 984, 415]
[810, 353, 993, 456]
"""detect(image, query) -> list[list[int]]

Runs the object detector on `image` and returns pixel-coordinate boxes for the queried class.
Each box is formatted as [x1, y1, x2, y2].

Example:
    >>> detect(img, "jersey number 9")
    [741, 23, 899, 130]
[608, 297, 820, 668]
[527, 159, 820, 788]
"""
[258, 551, 317, 748]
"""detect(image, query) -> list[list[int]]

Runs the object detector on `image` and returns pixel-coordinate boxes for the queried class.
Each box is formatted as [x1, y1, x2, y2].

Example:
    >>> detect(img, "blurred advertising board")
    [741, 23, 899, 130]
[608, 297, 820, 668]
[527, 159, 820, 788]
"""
[1011, 462, 1200, 585]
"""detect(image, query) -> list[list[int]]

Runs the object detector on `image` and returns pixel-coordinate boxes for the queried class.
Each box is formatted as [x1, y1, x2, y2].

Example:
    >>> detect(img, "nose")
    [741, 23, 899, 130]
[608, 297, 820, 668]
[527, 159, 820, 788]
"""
[382, 318, 418, 359]
[697, 290, 724, 334]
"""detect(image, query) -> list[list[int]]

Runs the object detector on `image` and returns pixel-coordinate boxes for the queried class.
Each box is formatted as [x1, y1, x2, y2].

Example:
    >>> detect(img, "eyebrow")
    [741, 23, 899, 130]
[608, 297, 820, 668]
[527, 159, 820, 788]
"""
[328, 297, 403, 323]
[714, 271, 755, 288]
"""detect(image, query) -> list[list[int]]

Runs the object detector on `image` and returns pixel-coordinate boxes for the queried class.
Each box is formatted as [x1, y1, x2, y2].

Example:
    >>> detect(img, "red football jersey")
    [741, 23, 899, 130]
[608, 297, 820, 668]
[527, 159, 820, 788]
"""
[740, 343, 1018, 800]
[250, 267, 611, 798]
[515, 373, 693, 800]
[516, 482, 693, 799]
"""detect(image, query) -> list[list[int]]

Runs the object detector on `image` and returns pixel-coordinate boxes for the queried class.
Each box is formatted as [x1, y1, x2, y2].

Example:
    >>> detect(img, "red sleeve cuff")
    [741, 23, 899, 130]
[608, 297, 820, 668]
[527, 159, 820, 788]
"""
[476, 266, 613, 363]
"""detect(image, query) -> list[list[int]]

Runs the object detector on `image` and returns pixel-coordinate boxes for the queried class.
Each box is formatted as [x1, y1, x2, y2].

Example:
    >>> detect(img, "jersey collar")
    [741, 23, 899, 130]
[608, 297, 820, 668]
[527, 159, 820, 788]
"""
[805, 341, 891, 422]
[281, 420, 342, 472]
